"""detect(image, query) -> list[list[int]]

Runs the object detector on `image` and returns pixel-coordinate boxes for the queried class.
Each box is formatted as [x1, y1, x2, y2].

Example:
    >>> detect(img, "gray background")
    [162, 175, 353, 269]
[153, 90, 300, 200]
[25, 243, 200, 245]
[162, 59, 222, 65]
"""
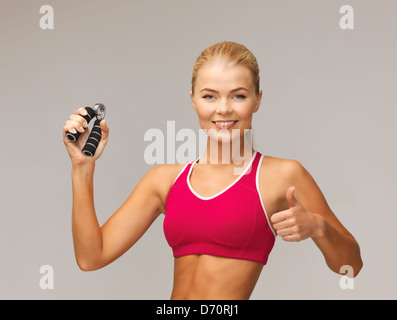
[1, 0, 396, 299]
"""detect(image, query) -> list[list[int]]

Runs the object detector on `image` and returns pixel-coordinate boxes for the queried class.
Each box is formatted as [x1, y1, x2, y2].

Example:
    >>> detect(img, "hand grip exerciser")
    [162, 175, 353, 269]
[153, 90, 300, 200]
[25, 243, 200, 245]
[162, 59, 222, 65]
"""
[65, 103, 106, 157]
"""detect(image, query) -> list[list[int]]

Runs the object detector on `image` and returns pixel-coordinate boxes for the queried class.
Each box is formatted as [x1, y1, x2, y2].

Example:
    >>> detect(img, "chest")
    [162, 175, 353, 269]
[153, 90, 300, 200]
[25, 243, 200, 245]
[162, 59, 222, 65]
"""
[189, 164, 242, 198]
[188, 160, 288, 220]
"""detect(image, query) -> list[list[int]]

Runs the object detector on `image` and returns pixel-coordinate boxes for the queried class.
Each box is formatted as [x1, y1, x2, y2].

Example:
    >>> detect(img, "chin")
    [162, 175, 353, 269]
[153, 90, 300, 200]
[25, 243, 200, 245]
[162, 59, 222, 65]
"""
[206, 128, 248, 144]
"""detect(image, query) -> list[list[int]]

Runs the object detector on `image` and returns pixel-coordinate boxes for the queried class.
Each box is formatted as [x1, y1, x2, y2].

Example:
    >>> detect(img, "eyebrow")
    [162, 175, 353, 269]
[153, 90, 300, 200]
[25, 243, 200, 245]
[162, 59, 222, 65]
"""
[199, 87, 249, 93]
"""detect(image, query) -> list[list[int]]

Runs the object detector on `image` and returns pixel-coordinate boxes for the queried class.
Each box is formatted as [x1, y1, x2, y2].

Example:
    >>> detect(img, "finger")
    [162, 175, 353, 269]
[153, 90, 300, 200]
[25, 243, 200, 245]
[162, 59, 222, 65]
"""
[270, 209, 290, 224]
[272, 219, 291, 231]
[76, 107, 88, 116]
[77, 108, 90, 127]
[63, 124, 77, 135]
[281, 234, 300, 242]
[66, 126, 77, 134]
[68, 114, 87, 126]
[286, 186, 299, 208]
[64, 119, 85, 133]
[71, 120, 85, 133]
[69, 114, 88, 127]
[276, 226, 295, 238]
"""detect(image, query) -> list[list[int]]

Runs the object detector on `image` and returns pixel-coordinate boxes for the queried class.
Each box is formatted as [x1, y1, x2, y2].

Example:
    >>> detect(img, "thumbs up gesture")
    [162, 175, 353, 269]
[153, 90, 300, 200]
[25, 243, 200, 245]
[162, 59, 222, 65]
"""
[270, 186, 322, 242]
[286, 185, 299, 208]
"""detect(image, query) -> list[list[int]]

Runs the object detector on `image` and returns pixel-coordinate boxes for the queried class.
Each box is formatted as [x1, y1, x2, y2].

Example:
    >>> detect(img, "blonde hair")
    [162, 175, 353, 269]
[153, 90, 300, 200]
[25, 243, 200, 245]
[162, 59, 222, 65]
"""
[191, 41, 260, 95]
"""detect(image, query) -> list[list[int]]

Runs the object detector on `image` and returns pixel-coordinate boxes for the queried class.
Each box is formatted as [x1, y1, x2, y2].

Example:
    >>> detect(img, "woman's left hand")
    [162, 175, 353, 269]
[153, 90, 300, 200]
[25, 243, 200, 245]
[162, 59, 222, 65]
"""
[270, 186, 324, 242]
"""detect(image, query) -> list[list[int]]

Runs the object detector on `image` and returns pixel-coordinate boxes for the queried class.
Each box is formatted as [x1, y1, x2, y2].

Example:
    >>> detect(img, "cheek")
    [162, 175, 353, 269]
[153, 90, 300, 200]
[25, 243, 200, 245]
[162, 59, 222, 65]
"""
[195, 105, 213, 121]
[235, 104, 254, 120]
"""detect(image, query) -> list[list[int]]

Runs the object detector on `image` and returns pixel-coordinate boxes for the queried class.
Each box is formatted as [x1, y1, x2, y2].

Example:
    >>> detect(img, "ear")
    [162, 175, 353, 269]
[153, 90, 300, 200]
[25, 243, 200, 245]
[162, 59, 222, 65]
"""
[253, 89, 263, 113]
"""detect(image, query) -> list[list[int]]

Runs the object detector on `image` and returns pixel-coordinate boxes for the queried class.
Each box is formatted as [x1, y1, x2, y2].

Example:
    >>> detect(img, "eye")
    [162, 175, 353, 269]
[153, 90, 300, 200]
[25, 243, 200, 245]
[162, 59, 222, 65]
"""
[202, 94, 215, 100]
[234, 95, 246, 100]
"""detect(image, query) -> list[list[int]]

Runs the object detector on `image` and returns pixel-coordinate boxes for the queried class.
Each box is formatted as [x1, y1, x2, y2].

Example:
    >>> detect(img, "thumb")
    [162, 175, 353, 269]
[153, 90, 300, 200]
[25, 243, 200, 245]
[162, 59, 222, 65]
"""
[100, 120, 109, 140]
[286, 186, 299, 208]
[99, 119, 109, 134]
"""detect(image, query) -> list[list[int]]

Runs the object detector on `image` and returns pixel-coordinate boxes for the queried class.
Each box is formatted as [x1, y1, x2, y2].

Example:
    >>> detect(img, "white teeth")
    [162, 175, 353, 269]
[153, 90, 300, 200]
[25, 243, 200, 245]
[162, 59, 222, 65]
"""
[215, 121, 235, 126]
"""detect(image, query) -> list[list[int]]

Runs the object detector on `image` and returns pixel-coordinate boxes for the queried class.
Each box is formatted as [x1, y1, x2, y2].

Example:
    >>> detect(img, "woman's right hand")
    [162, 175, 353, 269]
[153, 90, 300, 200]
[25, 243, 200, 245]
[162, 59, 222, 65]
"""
[63, 107, 109, 166]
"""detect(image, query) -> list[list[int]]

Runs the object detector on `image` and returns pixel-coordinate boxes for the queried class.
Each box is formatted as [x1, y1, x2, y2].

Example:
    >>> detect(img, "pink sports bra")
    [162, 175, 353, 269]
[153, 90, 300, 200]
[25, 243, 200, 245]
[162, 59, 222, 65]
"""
[163, 151, 276, 265]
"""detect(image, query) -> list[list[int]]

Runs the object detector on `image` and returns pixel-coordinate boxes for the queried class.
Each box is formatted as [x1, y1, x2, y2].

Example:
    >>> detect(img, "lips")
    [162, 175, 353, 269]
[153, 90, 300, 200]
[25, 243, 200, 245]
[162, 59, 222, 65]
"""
[212, 120, 238, 129]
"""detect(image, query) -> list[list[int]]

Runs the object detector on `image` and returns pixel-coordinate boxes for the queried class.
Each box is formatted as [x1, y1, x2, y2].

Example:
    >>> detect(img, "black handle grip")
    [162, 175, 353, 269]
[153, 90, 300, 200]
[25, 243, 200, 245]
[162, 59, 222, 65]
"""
[65, 107, 96, 142]
[81, 119, 102, 157]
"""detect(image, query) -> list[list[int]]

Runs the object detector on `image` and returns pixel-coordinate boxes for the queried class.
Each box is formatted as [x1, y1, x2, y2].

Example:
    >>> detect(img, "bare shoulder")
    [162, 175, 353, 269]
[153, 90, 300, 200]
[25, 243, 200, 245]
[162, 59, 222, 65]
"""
[144, 162, 190, 211]
[146, 162, 188, 185]
[261, 154, 297, 169]
[259, 155, 338, 226]
[260, 155, 304, 182]
[259, 155, 308, 215]
[261, 155, 324, 201]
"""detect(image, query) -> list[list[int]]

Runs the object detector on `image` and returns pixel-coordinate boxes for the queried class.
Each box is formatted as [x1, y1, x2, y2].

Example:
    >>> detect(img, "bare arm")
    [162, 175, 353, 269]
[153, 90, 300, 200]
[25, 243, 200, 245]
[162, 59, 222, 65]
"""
[71, 163, 164, 271]
[271, 160, 363, 277]
[71, 162, 102, 270]
[63, 107, 164, 271]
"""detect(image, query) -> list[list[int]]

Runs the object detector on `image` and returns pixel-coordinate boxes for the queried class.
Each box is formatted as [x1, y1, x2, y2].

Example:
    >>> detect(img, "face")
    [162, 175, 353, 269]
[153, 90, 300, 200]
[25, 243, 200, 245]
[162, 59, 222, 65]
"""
[190, 60, 262, 144]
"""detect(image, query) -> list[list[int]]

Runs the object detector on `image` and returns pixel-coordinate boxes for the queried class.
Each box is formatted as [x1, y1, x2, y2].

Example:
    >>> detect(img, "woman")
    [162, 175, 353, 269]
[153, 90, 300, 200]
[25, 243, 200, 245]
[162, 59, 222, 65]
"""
[63, 41, 363, 299]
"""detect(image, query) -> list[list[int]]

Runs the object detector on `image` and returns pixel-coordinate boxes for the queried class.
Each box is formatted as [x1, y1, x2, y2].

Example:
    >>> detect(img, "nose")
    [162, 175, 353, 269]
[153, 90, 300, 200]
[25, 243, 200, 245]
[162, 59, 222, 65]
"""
[215, 98, 232, 115]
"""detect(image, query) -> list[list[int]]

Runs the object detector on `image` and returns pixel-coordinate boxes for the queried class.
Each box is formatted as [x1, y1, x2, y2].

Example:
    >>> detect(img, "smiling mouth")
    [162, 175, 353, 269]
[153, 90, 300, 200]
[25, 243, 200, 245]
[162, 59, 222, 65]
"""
[212, 120, 238, 128]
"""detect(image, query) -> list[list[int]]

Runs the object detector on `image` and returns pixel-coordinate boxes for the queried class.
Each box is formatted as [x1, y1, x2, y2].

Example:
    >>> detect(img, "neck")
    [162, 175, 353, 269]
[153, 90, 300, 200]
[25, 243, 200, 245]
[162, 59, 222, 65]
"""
[199, 130, 254, 166]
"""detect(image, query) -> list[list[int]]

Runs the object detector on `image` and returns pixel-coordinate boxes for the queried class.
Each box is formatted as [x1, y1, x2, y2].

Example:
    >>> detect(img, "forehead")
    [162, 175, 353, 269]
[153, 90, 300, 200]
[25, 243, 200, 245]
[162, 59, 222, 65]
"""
[195, 61, 254, 90]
